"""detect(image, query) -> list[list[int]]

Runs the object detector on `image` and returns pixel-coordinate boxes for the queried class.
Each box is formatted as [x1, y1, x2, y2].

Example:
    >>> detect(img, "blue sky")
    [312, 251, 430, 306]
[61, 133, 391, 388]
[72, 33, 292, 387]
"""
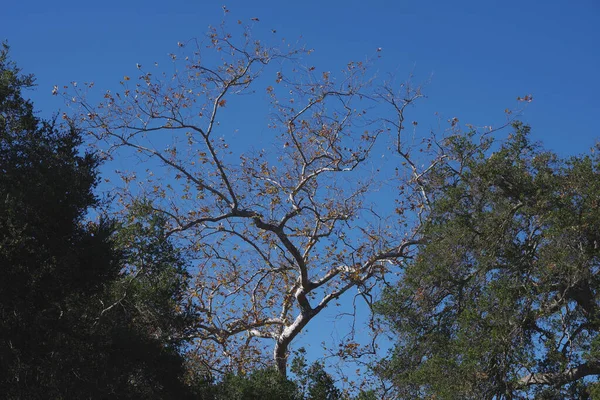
[4, 0, 600, 384]
[4, 0, 599, 155]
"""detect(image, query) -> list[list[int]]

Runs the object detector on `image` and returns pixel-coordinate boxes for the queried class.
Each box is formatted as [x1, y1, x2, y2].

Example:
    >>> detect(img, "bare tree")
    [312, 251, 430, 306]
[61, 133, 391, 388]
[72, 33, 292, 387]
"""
[65, 17, 437, 377]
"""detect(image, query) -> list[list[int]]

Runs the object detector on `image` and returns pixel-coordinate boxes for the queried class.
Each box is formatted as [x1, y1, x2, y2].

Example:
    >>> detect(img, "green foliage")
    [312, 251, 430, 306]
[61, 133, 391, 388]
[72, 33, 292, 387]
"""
[305, 363, 343, 400]
[0, 44, 194, 399]
[111, 199, 192, 344]
[291, 350, 354, 400]
[0, 41, 35, 134]
[191, 358, 354, 400]
[375, 125, 600, 398]
[210, 368, 301, 400]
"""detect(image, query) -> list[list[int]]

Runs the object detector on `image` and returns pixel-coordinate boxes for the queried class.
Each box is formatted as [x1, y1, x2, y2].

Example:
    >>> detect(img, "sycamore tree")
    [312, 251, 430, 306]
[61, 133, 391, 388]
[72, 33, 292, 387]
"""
[374, 125, 600, 399]
[64, 15, 445, 378]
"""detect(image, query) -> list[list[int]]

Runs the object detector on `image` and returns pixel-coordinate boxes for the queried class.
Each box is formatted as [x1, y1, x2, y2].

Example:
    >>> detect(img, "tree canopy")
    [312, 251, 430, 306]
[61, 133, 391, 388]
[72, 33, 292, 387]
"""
[375, 125, 600, 399]
[0, 42, 195, 399]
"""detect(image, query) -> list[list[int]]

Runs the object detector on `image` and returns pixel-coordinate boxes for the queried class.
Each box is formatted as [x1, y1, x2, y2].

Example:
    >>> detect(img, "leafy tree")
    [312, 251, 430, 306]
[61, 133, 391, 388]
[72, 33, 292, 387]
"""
[110, 200, 193, 346]
[209, 368, 301, 400]
[198, 359, 355, 400]
[189, 363, 356, 400]
[292, 359, 343, 400]
[88, 202, 197, 399]
[374, 125, 600, 399]
[0, 43, 194, 399]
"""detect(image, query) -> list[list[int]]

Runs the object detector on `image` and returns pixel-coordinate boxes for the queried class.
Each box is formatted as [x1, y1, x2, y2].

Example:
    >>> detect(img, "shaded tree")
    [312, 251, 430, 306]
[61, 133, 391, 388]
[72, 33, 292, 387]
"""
[209, 368, 301, 400]
[0, 43, 193, 399]
[291, 353, 343, 400]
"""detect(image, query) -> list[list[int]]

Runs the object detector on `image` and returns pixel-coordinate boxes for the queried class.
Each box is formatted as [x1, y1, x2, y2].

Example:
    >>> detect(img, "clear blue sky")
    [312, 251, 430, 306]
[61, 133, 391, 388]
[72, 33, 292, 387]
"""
[4, 0, 599, 382]
[4, 0, 599, 155]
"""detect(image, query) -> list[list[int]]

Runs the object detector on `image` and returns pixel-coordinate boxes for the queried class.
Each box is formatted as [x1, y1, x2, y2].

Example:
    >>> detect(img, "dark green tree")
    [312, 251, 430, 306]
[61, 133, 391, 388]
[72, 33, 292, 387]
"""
[291, 354, 344, 400]
[201, 359, 350, 400]
[208, 368, 301, 400]
[375, 125, 600, 399]
[0, 43, 194, 399]
[109, 199, 193, 349]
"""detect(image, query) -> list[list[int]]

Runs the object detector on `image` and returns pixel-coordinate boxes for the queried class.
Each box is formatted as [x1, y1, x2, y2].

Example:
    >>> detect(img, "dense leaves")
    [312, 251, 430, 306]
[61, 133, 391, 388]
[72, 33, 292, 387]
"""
[292, 358, 343, 400]
[0, 43, 194, 399]
[375, 125, 600, 399]
[206, 368, 301, 400]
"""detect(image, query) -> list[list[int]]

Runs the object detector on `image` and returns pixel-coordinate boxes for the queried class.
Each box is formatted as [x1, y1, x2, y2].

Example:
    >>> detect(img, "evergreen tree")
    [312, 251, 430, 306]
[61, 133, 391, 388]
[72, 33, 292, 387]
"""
[0, 43, 193, 399]
[375, 125, 600, 399]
